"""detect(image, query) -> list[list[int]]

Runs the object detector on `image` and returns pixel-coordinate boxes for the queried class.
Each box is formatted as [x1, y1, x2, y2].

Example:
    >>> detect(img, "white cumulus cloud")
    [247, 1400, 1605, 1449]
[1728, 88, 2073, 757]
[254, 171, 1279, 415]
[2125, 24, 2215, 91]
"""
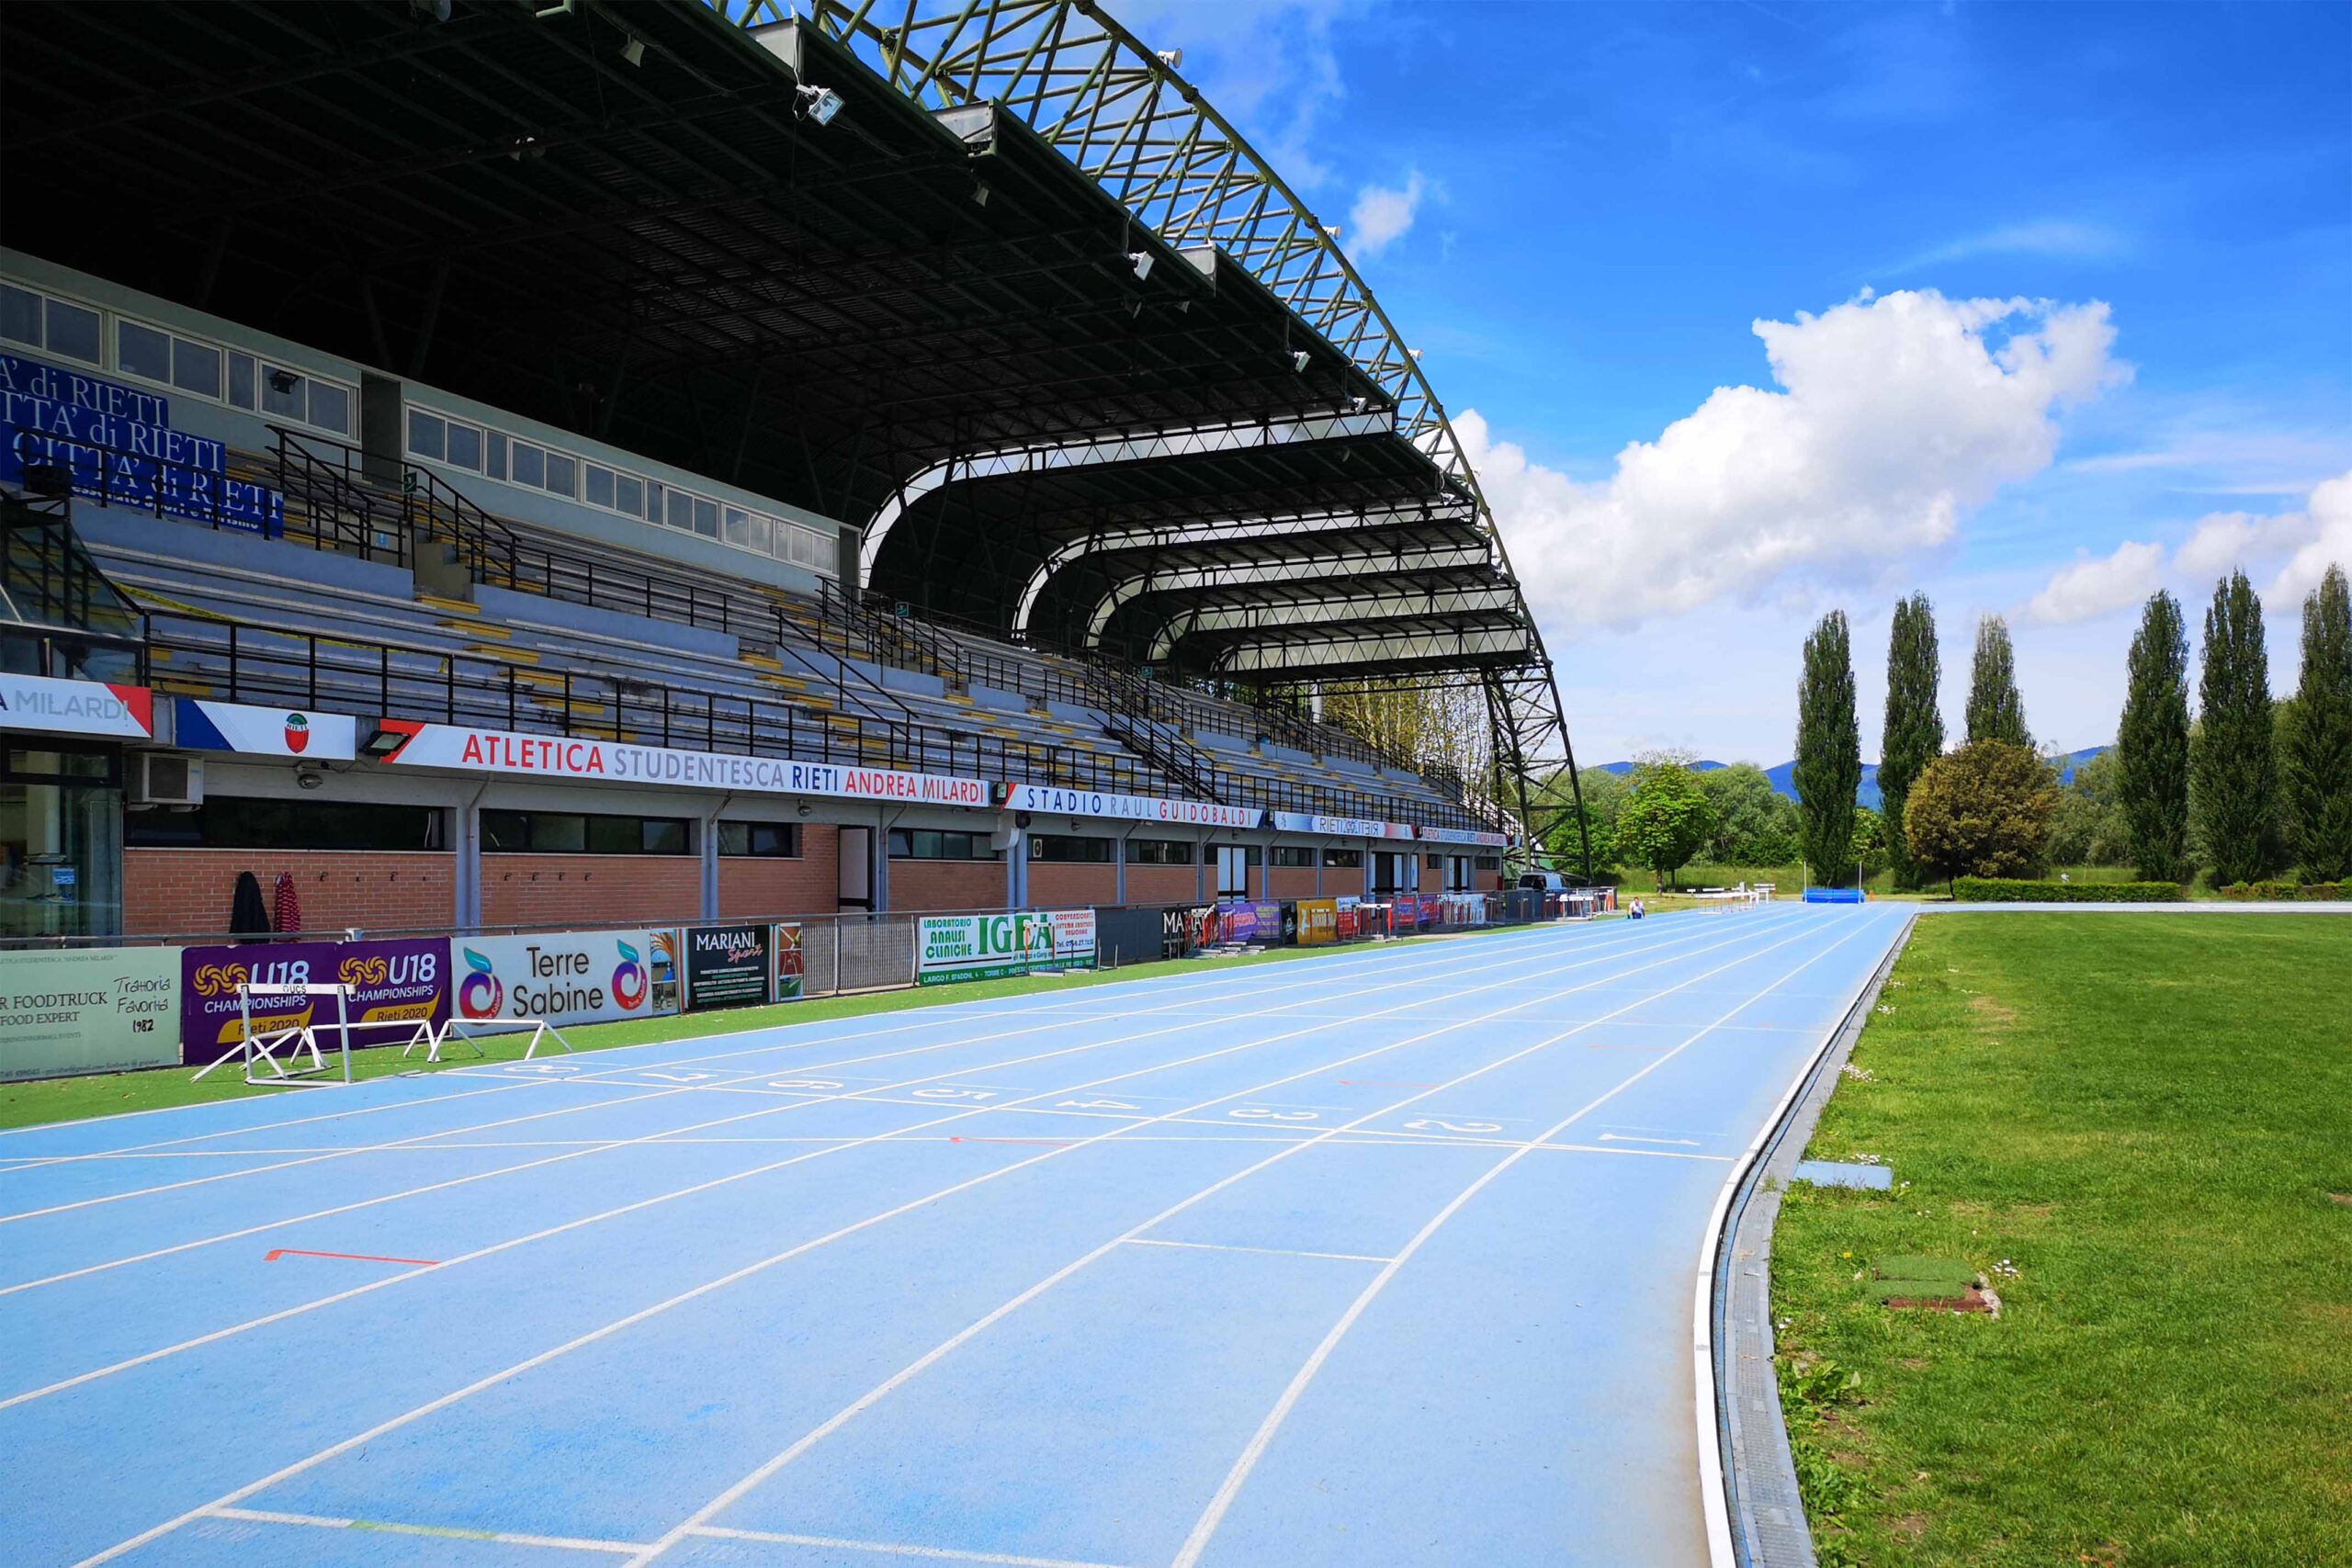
[2020, 540, 2165, 625]
[1348, 171, 1425, 258]
[1463, 288, 2129, 632]
[2171, 468, 2352, 602]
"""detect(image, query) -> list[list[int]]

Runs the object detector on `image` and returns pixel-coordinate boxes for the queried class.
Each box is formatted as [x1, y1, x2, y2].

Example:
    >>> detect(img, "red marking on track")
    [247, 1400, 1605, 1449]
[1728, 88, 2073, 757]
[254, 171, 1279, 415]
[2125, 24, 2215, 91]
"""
[265, 1248, 441, 1267]
[1339, 1080, 1441, 1088]
[947, 1136, 1075, 1146]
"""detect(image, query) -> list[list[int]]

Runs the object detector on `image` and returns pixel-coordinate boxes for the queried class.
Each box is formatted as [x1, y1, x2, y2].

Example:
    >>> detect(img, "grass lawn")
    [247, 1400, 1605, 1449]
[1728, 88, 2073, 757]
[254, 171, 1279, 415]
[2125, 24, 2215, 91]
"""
[0, 923, 1546, 1133]
[1772, 913, 2352, 1566]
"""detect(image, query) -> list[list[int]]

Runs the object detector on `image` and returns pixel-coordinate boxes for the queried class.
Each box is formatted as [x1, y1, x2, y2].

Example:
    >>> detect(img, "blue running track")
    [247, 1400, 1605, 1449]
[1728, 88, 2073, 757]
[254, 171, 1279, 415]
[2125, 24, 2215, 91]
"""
[0, 903, 1910, 1568]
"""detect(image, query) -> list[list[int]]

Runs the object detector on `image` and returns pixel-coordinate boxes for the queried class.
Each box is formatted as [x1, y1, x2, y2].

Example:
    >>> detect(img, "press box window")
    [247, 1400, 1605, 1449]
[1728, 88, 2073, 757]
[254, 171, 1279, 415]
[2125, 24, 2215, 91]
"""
[0, 286, 102, 363]
[261, 365, 354, 434]
[718, 821, 800, 858]
[1270, 846, 1316, 868]
[127, 796, 445, 852]
[1027, 835, 1113, 863]
[1126, 839, 1195, 865]
[888, 829, 996, 861]
[481, 810, 692, 855]
[1322, 849, 1363, 868]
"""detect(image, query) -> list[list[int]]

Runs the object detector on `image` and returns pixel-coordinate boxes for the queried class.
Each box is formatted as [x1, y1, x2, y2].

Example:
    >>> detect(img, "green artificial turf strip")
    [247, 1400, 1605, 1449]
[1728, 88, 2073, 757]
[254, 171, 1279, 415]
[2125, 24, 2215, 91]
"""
[1772, 913, 2352, 1568]
[0, 925, 1525, 1133]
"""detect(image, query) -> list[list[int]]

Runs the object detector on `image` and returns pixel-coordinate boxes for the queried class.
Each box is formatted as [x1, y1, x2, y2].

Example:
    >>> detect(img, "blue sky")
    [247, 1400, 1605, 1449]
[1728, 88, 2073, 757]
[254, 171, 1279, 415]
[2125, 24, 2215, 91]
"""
[1124, 0, 2352, 763]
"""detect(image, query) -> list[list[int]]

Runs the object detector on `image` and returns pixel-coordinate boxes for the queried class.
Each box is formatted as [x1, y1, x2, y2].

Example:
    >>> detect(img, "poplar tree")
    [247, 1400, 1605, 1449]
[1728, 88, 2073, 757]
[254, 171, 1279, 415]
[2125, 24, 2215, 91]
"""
[2190, 570, 2277, 886]
[1793, 610, 1861, 886]
[2116, 590, 2193, 883]
[1879, 593, 1944, 888]
[2279, 565, 2352, 881]
[1965, 615, 2031, 749]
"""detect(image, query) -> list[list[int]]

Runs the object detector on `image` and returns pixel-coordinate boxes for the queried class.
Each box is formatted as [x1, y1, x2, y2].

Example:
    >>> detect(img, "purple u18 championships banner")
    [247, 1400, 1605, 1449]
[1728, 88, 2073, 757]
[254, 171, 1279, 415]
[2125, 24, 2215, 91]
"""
[179, 939, 450, 1065]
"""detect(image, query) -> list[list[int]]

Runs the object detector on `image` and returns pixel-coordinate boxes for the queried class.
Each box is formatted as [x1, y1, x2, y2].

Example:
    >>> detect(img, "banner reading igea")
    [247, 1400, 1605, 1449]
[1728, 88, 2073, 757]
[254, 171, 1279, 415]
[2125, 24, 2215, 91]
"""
[179, 939, 448, 1064]
[916, 910, 1093, 985]
[450, 930, 681, 1028]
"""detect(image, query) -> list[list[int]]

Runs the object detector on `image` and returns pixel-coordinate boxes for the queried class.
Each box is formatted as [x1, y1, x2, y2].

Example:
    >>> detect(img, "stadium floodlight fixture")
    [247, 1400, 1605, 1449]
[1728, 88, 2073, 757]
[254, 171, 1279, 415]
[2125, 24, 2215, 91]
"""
[1128, 251, 1154, 282]
[616, 33, 646, 67]
[1291, 350, 1311, 373]
[796, 84, 844, 127]
[1348, 395, 1370, 414]
[969, 180, 991, 208]
[357, 726, 407, 761]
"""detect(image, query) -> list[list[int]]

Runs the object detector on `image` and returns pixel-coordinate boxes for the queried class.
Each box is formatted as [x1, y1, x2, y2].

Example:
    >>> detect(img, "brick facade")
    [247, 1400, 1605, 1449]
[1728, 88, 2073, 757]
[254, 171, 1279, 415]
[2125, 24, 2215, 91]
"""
[718, 825, 840, 919]
[482, 854, 700, 927]
[888, 857, 1008, 913]
[1028, 862, 1117, 910]
[123, 848, 456, 938]
[1267, 866, 1321, 901]
[1120, 863, 1205, 908]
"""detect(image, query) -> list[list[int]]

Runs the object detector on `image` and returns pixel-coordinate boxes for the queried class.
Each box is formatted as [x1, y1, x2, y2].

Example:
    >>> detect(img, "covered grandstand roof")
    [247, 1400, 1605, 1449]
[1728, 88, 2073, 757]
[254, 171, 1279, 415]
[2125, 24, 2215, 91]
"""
[0, 0, 1588, 859]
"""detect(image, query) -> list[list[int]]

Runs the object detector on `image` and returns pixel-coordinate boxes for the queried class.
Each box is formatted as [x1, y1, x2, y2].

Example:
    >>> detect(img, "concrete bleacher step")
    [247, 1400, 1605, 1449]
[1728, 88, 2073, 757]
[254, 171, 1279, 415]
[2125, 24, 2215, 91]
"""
[470, 642, 537, 664]
[416, 593, 479, 619]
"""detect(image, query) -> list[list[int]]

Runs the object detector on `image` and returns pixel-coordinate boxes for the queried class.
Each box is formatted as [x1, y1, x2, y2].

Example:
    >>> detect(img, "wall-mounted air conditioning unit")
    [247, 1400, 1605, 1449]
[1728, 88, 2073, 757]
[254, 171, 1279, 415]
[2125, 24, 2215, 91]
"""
[129, 753, 204, 809]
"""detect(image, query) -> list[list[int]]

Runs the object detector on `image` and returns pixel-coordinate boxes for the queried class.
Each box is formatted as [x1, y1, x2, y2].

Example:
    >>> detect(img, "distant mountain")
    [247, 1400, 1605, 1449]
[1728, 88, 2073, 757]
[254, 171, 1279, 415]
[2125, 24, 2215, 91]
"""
[1599, 745, 2109, 811]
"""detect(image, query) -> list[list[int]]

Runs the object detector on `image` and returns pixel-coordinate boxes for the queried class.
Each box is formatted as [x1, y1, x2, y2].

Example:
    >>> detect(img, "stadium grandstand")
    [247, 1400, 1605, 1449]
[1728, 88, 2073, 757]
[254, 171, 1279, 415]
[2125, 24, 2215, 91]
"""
[0, 0, 1590, 945]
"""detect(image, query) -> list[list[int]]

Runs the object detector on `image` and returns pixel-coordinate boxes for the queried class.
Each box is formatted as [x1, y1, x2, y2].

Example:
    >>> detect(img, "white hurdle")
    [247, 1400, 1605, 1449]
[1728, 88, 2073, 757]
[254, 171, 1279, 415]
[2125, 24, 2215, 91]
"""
[410, 1015, 575, 1065]
[190, 983, 440, 1088]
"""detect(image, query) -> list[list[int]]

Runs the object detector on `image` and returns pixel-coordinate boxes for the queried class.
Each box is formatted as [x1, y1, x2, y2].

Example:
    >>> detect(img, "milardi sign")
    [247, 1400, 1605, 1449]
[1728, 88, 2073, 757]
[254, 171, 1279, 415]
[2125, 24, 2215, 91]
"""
[376, 722, 989, 806]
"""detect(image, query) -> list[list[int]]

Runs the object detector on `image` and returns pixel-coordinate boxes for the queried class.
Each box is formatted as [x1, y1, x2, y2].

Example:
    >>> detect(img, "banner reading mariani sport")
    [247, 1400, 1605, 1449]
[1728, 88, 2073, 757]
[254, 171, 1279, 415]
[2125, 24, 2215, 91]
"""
[178, 938, 449, 1064]
[450, 929, 681, 1029]
[683, 924, 771, 1011]
[916, 911, 1093, 986]
[0, 947, 179, 1082]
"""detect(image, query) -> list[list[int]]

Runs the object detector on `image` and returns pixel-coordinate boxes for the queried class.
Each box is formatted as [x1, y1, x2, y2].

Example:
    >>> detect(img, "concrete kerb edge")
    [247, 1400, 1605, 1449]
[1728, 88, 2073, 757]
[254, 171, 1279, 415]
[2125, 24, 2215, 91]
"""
[1712, 914, 1917, 1568]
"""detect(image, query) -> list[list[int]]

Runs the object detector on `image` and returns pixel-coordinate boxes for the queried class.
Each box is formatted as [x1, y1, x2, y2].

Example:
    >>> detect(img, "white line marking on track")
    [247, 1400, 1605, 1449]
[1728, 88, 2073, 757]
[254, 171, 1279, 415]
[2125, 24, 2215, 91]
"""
[1122, 1238, 1393, 1265]
[687, 1525, 1131, 1568]
[206, 1506, 644, 1554]
[70, 915, 1821, 1567]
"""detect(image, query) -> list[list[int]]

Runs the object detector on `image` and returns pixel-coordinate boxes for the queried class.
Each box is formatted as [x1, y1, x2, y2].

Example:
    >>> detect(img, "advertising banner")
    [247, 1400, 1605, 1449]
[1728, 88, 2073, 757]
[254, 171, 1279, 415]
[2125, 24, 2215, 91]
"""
[1296, 898, 1339, 946]
[998, 782, 1261, 831]
[1278, 901, 1299, 943]
[178, 939, 448, 1064]
[0, 673, 153, 739]
[1, 946, 179, 1082]
[1267, 810, 1416, 840]
[1250, 901, 1282, 945]
[1046, 908, 1098, 968]
[772, 922, 805, 1001]
[450, 929, 680, 1029]
[377, 721, 989, 808]
[683, 924, 771, 1011]
[173, 699, 356, 761]
[1216, 900, 1260, 944]
[1159, 905, 1194, 960]
[1414, 824, 1511, 848]
[916, 912, 1051, 986]
[1336, 904, 1360, 942]
[1185, 904, 1222, 950]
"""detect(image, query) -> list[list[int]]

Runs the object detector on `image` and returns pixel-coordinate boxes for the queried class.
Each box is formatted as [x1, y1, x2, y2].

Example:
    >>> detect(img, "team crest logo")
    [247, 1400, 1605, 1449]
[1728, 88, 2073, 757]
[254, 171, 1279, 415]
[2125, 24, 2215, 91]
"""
[284, 713, 311, 753]
[612, 940, 647, 1010]
[458, 947, 503, 1018]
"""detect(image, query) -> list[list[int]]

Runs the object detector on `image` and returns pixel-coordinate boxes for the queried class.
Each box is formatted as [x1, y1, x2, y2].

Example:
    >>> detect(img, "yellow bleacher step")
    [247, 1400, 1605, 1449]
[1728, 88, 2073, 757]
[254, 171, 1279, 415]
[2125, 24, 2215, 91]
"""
[469, 643, 537, 664]
[152, 676, 214, 696]
[455, 620, 514, 641]
[416, 593, 479, 618]
[741, 651, 784, 671]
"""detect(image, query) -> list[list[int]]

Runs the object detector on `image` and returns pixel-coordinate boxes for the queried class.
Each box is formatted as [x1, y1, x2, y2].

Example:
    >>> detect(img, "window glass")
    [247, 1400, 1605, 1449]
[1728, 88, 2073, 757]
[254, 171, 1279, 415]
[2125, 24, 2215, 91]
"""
[1322, 848, 1363, 868]
[486, 432, 506, 480]
[46, 299, 100, 363]
[614, 475, 643, 517]
[0, 284, 38, 346]
[510, 442, 544, 489]
[1271, 846, 1315, 867]
[747, 515, 772, 555]
[481, 810, 529, 852]
[1129, 839, 1195, 865]
[640, 818, 689, 855]
[666, 489, 694, 530]
[543, 451, 575, 496]
[585, 815, 638, 855]
[406, 410, 446, 462]
[693, 497, 718, 536]
[226, 352, 255, 409]
[445, 421, 481, 471]
[722, 507, 750, 547]
[1029, 835, 1113, 863]
[1474, 854, 1500, 871]
[813, 535, 838, 575]
[785, 527, 814, 565]
[261, 366, 306, 419]
[117, 321, 171, 383]
[309, 380, 352, 434]
[130, 796, 445, 852]
[531, 813, 587, 852]
[585, 465, 616, 510]
[171, 338, 221, 399]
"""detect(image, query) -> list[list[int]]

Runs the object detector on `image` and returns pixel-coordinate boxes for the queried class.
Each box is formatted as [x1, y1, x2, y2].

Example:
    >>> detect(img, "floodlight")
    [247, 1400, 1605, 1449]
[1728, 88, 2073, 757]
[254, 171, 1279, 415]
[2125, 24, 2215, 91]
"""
[1157, 49, 1183, 69]
[1128, 250, 1153, 282]
[1348, 395, 1369, 414]
[267, 367, 299, 394]
[796, 84, 844, 126]
[970, 180, 991, 208]
[1291, 350, 1310, 372]
[616, 34, 645, 67]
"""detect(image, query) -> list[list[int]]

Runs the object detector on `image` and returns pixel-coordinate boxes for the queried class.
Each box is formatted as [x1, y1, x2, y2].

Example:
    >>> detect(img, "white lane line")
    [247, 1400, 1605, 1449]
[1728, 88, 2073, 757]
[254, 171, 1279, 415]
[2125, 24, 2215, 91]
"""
[689, 1525, 1130, 1568]
[611, 917, 1839, 1568]
[71, 914, 1819, 1568]
[1123, 1238, 1392, 1265]
[0, 919, 1643, 1303]
[0, 1079, 549, 1170]
[206, 1506, 643, 1554]
[1169, 916, 1884, 1568]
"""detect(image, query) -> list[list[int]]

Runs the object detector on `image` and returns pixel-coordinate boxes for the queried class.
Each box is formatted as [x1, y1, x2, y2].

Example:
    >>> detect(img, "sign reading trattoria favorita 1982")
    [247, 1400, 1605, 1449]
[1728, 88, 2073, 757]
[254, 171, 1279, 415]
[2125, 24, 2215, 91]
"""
[376, 721, 989, 807]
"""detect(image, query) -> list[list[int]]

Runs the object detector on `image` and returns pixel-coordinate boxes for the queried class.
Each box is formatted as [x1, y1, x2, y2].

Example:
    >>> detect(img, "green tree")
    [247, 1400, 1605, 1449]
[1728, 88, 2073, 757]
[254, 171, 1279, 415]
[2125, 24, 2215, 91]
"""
[2190, 570, 2278, 886]
[1793, 610, 1861, 886]
[1698, 763, 1792, 864]
[2278, 565, 2352, 881]
[1903, 739, 2062, 882]
[1850, 806, 1886, 883]
[1965, 614, 2031, 748]
[1879, 593, 1945, 888]
[2116, 591, 2194, 882]
[2045, 749, 2129, 867]
[1615, 753, 1717, 889]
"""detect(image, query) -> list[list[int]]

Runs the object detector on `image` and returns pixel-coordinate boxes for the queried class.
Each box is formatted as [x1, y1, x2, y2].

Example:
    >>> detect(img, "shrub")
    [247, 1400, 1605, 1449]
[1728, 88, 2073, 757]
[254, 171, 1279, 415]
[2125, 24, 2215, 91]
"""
[2216, 880, 2346, 902]
[1952, 878, 2180, 903]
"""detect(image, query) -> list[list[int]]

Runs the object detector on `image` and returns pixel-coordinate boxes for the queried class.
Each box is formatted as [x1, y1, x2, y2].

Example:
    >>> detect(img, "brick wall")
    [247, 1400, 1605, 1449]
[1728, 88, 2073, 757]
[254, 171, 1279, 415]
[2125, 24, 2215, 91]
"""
[1268, 866, 1321, 901]
[718, 825, 839, 919]
[124, 848, 455, 938]
[888, 858, 1007, 913]
[483, 854, 700, 927]
[1121, 863, 1204, 908]
[1029, 862, 1116, 910]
